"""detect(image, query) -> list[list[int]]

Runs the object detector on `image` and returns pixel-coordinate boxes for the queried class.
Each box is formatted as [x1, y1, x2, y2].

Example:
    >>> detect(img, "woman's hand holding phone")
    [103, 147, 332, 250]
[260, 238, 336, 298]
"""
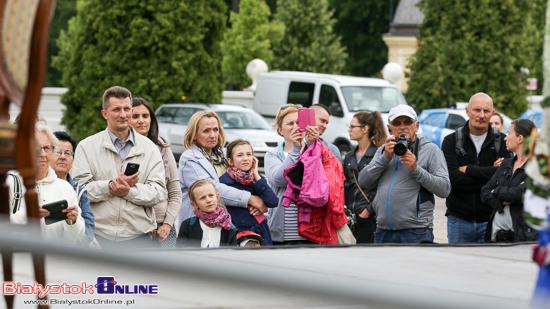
[63, 205, 79, 224]
[290, 126, 305, 146]
[305, 126, 319, 144]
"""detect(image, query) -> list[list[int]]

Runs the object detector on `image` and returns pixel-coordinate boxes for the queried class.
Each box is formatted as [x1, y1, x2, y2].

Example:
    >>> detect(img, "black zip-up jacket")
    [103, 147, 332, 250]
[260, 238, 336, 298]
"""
[343, 144, 377, 215]
[480, 157, 537, 242]
[441, 121, 511, 222]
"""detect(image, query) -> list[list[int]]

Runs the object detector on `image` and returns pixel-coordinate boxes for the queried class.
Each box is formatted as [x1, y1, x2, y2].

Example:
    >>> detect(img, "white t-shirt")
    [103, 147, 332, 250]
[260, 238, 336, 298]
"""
[469, 131, 488, 156]
[199, 220, 222, 248]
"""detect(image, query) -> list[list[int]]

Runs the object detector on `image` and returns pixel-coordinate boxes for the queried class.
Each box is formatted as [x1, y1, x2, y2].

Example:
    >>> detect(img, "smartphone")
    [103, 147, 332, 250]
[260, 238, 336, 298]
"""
[124, 162, 140, 176]
[298, 108, 316, 132]
[42, 199, 68, 225]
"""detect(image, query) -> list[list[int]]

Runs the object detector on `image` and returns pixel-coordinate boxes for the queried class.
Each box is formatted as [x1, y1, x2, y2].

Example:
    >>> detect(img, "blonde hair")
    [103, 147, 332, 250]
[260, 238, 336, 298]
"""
[183, 111, 226, 149]
[35, 121, 58, 148]
[188, 179, 218, 204]
[272, 105, 300, 136]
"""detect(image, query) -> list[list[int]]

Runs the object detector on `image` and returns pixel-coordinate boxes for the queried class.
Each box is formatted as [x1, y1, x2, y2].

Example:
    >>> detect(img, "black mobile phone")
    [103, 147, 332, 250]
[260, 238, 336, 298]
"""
[42, 199, 68, 225]
[124, 162, 140, 176]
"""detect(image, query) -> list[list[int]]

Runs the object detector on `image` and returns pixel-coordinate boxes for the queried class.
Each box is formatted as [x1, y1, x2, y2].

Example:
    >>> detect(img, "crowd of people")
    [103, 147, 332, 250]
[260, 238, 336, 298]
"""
[6, 86, 539, 248]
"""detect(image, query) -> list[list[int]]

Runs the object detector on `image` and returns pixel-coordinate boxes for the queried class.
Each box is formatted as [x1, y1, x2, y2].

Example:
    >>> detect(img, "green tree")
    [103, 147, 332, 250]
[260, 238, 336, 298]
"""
[527, 0, 547, 95]
[406, 0, 538, 118]
[330, 0, 398, 77]
[222, 0, 284, 87]
[53, 0, 226, 141]
[271, 0, 348, 74]
[45, 0, 77, 87]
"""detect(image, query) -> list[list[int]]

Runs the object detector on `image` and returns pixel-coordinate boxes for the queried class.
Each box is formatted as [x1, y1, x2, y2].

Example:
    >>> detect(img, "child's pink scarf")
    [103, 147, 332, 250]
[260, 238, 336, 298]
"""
[194, 205, 233, 230]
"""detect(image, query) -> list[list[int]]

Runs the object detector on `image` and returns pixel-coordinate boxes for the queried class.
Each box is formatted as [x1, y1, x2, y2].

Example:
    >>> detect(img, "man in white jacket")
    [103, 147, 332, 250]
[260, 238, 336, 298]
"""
[72, 86, 167, 249]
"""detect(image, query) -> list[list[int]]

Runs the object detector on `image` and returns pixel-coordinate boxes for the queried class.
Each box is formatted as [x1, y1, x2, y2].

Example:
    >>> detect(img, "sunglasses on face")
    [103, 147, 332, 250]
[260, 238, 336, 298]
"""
[390, 119, 416, 127]
[280, 104, 303, 111]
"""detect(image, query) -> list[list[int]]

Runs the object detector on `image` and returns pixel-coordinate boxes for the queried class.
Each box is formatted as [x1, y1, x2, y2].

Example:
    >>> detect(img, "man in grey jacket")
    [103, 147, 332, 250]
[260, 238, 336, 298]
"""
[73, 86, 167, 248]
[358, 105, 450, 243]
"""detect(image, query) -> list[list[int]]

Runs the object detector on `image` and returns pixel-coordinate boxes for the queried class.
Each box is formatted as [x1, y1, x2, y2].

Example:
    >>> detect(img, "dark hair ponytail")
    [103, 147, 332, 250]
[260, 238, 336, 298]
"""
[511, 119, 536, 138]
[353, 111, 387, 147]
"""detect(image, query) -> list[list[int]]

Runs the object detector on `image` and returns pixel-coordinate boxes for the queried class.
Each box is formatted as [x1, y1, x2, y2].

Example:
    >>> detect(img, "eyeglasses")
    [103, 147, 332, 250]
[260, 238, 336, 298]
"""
[54, 149, 74, 158]
[39, 145, 53, 154]
[280, 104, 303, 111]
[390, 119, 416, 127]
[348, 125, 366, 129]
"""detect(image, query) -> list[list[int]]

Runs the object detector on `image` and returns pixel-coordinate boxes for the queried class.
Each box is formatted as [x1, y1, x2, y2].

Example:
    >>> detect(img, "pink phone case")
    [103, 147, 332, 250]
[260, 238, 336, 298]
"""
[298, 108, 315, 132]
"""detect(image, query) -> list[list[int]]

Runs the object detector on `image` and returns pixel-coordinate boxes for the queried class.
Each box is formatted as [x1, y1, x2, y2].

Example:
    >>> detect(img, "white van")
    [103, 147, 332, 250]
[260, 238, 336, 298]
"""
[253, 71, 414, 157]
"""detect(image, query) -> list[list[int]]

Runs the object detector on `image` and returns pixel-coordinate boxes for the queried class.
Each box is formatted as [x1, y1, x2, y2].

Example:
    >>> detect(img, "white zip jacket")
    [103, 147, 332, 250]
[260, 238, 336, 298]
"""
[72, 127, 167, 241]
[8, 167, 85, 245]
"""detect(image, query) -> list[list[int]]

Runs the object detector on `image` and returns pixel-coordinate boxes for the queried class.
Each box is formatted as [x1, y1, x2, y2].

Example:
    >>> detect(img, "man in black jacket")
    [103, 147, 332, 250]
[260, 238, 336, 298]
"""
[441, 93, 511, 243]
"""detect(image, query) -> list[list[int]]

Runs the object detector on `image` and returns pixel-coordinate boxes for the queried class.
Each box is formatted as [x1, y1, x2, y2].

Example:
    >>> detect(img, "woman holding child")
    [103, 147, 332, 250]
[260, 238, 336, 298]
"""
[177, 111, 267, 228]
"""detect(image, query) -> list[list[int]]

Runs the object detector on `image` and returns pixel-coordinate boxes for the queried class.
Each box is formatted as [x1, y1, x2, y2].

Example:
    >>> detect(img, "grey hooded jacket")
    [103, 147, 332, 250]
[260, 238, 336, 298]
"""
[358, 137, 450, 230]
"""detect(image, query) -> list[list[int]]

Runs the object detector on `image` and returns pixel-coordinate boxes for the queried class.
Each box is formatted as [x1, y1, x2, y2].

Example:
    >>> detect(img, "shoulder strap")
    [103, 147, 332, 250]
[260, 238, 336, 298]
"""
[455, 126, 467, 157]
[412, 137, 420, 159]
[8, 173, 23, 214]
[491, 127, 501, 156]
[75, 185, 86, 205]
[352, 170, 370, 204]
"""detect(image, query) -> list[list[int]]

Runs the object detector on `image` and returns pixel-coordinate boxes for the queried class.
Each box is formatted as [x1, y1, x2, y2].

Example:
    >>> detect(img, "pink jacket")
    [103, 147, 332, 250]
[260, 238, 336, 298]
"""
[282, 140, 329, 222]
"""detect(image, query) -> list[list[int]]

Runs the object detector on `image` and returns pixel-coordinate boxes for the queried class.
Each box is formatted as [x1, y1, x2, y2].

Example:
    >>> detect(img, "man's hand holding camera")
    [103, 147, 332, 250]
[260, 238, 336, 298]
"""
[385, 135, 396, 159]
[399, 150, 417, 172]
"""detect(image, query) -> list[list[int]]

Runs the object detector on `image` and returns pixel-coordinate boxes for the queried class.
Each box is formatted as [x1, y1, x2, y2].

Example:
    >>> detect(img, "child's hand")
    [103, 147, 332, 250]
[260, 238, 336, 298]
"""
[252, 157, 261, 181]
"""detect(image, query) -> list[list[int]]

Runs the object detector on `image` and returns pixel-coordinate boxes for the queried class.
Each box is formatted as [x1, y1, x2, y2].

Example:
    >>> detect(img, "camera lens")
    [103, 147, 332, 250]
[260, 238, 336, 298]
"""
[394, 143, 407, 156]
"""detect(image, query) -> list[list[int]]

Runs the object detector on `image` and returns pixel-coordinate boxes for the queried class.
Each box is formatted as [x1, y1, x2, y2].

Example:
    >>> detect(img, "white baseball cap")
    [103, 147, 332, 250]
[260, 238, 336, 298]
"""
[388, 105, 417, 122]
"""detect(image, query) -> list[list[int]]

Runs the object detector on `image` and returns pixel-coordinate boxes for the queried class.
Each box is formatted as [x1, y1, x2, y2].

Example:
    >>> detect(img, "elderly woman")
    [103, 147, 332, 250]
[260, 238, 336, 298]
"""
[264, 104, 321, 245]
[8, 122, 85, 245]
[130, 98, 182, 248]
[178, 110, 267, 226]
[481, 119, 538, 242]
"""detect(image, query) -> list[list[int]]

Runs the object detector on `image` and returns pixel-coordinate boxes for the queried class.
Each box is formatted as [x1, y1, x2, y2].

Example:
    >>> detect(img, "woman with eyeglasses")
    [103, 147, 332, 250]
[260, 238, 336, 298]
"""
[129, 98, 183, 248]
[8, 122, 85, 245]
[343, 111, 387, 243]
[264, 104, 321, 245]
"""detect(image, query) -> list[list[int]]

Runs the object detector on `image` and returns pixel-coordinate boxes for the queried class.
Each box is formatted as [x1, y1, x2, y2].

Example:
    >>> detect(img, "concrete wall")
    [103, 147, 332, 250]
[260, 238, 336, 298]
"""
[382, 36, 418, 92]
[9, 87, 67, 133]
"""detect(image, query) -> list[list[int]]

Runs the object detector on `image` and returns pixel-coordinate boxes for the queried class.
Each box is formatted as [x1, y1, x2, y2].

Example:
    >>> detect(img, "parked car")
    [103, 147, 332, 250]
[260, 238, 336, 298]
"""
[156, 103, 283, 164]
[520, 110, 542, 128]
[419, 108, 512, 148]
[252, 71, 421, 159]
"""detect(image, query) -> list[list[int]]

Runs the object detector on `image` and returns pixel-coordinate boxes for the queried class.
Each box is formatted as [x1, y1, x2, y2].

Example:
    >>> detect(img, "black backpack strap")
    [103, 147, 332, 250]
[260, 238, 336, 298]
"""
[491, 127, 502, 157]
[8, 173, 23, 214]
[455, 126, 467, 157]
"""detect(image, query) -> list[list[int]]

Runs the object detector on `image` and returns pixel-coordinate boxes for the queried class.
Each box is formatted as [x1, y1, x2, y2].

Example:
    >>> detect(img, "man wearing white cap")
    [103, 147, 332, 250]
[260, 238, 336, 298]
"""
[358, 105, 451, 243]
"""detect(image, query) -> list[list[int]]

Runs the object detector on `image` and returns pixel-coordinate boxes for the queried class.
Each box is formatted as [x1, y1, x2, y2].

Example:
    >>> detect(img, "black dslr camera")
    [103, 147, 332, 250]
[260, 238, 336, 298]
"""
[393, 135, 413, 156]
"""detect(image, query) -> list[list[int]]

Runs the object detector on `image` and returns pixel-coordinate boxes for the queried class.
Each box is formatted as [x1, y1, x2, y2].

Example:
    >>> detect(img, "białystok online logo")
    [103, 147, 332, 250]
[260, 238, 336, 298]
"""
[2, 277, 159, 297]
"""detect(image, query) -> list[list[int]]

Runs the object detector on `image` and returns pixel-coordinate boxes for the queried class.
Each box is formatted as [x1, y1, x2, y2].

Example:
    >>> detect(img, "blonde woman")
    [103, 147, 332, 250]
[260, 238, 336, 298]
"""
[177, 110, 267, 225]
[264, 104, 320, 245]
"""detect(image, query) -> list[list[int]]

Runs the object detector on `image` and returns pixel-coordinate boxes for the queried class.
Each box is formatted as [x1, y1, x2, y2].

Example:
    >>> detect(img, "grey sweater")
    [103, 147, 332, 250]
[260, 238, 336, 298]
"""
[358, 137, 450, 230]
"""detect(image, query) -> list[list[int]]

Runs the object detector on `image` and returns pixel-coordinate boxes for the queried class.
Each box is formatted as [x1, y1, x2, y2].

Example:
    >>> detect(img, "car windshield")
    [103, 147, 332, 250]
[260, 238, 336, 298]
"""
[341, 86, 407, 113]
[217, 111, 272, 130]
